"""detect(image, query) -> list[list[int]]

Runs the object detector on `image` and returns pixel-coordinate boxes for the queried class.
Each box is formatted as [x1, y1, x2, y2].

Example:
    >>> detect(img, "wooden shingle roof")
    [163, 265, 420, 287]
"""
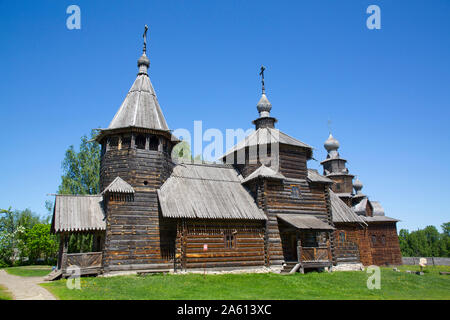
[102, 176, 135, 194]
[51, 195, 106, 233]
[277, 214, 334, 230]
[242, 165, 285, 184]
[221, 127, 313, 161]
[330, 190, 367, 225]
[108, 73, 169, 131]
[307, 169, 333, 184]
[158, 163, 267, 220]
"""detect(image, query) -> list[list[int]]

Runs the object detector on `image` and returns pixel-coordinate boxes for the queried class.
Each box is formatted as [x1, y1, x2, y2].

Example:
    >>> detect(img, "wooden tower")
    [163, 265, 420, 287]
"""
[95, 28, 179, 273]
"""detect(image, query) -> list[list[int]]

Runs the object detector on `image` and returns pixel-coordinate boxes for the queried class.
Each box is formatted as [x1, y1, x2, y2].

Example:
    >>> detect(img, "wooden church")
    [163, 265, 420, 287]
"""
[50, 29, 402, 278]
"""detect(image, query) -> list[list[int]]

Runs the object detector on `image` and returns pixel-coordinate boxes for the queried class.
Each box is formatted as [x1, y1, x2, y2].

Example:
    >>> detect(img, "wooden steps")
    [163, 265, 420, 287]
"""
[137, 269, 171, 276]
[280, 261, 299, 274]
[44, 269, 62, 281]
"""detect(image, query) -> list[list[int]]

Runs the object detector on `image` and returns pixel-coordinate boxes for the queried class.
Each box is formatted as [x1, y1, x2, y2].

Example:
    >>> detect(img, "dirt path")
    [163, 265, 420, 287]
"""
[0, 269, 57, 300]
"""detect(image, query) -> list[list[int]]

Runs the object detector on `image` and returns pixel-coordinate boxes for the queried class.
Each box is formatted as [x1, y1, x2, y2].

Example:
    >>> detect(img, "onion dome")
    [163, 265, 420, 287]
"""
[353, 177, 363, 194]
[324, 133, 340, 152]
[137, 53, 150, 75]
[257, 93, 272, 118]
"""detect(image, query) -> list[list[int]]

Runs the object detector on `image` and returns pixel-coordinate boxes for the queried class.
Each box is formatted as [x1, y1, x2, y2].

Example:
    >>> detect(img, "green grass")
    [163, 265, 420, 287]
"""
[0, 285, 12, 300]
[41, 266, 450, 300]
[4, 265, 52, 277]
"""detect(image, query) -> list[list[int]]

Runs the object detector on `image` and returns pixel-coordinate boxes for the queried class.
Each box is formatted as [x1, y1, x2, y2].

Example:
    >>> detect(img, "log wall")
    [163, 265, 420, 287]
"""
[100, 144, 176, 272]
[367, 222, 402, 265]
[263, 179, 332, 266]
[175, 219, 266, 270]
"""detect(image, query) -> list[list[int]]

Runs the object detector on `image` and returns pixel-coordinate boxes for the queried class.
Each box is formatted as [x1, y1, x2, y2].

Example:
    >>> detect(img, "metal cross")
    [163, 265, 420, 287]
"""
[259, 65, 266, 94]
[143, 25, 149, 54]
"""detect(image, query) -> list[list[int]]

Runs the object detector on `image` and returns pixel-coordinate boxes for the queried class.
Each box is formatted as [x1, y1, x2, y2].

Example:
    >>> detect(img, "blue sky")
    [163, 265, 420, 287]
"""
[0, 1, 449, 232]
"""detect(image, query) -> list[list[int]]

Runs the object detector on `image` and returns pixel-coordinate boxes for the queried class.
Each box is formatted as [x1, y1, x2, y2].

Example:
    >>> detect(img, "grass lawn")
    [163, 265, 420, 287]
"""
[0, 285, 12, 300]
[4, 265, 52, 277]
[41, 266, 450, 300]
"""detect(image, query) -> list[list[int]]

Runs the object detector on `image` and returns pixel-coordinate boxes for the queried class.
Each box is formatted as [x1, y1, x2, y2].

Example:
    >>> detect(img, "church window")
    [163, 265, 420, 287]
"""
[149, 136, 159, 151]
[135, 135, 145, 149]
[224, 232, 236, 248]
[339, 231, 346, 245]
[371, 235, 377, 245]
[291, 186, 300, 199]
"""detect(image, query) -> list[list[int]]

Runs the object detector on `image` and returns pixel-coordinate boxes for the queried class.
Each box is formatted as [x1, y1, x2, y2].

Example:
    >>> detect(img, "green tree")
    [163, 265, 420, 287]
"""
[398, 223, 450, 258]
[0, 207, 46, 266]
[58, 130, 100, 195]
[17, 224, 58, 264]
[0, 207, 15, 267]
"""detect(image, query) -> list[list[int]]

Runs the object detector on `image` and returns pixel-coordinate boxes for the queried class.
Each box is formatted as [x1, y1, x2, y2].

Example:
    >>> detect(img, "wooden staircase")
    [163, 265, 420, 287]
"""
[280, 261, 301, 274]
[44, 269, 62, 281]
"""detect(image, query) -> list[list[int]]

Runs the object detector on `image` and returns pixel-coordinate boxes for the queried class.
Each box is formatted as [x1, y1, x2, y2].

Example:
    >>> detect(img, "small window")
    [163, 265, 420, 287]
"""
[149, 136, 159, 151]
[109, 137, 119, 149]
[336, 183, 341, 191]
[291, 186, 300, 199]
[135, 135, 146, 149]
[339, 231, 346, 245]
[224, 233, 236, 249]
[381, 235, 386, 245]
[122, 136, 131, 149]
[371, 235, 377, 245]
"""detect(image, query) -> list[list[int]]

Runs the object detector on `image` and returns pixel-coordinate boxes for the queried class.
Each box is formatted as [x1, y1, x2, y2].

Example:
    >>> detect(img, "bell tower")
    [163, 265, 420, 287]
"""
[96, 26, 178, 273]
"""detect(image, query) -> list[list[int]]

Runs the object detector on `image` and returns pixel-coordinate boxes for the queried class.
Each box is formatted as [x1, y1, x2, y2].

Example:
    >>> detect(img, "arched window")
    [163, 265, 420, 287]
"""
[135, 135, 145, 149]
[149, 136, 159, 151]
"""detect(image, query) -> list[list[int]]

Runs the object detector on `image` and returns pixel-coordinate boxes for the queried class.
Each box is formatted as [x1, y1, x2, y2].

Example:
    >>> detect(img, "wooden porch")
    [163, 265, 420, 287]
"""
[52, 232, 105, 279]
[278, 214, 334, 273]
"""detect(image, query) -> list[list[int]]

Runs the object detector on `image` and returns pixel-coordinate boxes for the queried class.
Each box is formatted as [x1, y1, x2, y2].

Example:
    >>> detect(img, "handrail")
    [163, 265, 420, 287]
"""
[67, 252, 102, 256]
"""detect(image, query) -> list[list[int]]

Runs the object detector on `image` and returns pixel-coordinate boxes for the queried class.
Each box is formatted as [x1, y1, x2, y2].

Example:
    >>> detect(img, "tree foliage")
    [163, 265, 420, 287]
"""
[0, 207, 57, 266]
[58, 130, 100, 195]
[17, 224, 58, 263]
[399, 223, 449, 257]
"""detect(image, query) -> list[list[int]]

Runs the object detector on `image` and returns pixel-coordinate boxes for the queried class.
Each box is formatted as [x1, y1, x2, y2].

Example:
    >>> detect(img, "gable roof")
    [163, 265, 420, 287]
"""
[51, 195, 106, 233]
[277, 214, 334, 230]
[158, 163, 267, 220]
[102, 176, 135, 194]
[307, 169, 333, 184]
[242, 165, 285, 184]
[108, 71, 169, 131]
[363, 216, 399, 223]
[329, 190, 367, 226]
[221, 127, 313, 161]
